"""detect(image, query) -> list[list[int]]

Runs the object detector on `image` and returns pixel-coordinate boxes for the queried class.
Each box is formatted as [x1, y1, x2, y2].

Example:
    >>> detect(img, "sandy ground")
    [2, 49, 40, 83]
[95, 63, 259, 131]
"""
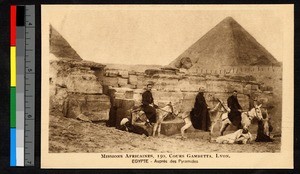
[49, 115, 280, 153]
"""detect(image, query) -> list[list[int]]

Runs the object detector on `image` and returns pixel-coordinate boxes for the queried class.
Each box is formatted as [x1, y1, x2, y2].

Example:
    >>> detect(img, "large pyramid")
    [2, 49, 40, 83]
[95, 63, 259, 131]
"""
[169, 17, 280, 69]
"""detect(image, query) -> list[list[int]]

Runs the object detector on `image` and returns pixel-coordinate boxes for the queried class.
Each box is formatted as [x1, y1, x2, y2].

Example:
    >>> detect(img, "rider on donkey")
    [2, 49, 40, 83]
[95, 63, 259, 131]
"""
[227, 90, 243, 129]
[190, 86, 211, 131]
[141, 82, 158, 125]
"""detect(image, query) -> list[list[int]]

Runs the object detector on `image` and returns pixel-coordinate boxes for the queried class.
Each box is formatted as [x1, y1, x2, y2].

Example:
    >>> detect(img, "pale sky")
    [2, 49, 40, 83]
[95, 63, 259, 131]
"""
[43, 5, 290, 65]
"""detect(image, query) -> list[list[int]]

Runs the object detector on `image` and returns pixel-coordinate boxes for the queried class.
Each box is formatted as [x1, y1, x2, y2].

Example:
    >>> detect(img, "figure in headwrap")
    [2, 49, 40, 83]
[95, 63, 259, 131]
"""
[119, 118, 149, 136]
[190, 87, 211, 131]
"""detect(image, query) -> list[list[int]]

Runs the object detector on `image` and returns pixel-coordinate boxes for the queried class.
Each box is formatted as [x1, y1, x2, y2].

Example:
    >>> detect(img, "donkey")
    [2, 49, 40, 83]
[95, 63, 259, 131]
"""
[130, 107, 148, 124]
[219, 104, 264, 135]
[179, 101, 224, 138]
[152, 102, 176, 137]
[130, 102, 176, 137]
[209, 101, 229, 135]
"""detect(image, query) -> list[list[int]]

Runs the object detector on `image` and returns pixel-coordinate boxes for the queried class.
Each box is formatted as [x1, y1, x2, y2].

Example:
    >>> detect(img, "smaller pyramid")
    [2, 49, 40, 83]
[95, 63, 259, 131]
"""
[169, 17, 280, 69]
[50, 25, 82, 60]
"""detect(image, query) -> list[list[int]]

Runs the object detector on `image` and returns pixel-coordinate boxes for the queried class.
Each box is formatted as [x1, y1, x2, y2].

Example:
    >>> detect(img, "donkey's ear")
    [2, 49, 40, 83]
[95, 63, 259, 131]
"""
[258, 104, 262, 108]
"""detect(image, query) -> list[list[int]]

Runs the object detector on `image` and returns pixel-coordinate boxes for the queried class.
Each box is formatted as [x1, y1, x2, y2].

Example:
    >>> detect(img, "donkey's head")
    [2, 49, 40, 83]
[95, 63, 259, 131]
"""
[215, 98, 230, 113]
[254, 104, 263, 120]
[249, 104, 263, 121]
[242, 104, 263, 131]
[155, 102, 174, 121]
[167, 101, 180, 117]
[166, 102, 174, 113]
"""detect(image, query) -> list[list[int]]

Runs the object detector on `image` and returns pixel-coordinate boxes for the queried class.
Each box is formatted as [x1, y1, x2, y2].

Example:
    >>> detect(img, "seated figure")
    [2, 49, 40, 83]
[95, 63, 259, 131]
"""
[119, 118, 149, 137]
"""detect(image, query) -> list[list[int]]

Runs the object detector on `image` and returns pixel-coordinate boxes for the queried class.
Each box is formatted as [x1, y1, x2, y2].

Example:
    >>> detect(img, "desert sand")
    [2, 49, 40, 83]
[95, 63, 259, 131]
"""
[49, 115, 280, 153]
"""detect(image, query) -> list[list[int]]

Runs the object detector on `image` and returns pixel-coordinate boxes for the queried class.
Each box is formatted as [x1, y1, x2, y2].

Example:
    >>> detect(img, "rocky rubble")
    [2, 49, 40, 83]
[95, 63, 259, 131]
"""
[49, 58, 111, 121]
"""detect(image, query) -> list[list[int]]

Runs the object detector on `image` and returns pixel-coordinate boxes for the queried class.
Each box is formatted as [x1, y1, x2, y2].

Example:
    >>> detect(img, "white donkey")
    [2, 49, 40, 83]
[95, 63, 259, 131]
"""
[129, 102, 176, 137]
[179, 101, 224, 138]
[218, 103, 264, 135]
[152, 102, 176, 137]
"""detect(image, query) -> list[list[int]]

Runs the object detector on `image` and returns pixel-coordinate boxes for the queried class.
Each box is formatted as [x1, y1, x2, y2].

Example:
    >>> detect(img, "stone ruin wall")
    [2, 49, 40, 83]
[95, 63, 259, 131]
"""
[49, 60, 282, 134]
[98, 66, 282, 133]
[49, 59, 111, 121]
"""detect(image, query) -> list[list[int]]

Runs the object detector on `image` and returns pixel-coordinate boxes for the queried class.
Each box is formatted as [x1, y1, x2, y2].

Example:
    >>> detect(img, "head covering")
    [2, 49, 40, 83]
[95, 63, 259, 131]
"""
[198, 86, 206, 92]
[147, 81, 154, 86]
[120, 118, 129, 126]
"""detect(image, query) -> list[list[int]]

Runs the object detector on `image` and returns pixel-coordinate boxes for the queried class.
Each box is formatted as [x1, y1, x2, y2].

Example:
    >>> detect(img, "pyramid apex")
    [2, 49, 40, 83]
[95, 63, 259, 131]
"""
[224, 16, 235, 20]
[221, 16, 238, 24]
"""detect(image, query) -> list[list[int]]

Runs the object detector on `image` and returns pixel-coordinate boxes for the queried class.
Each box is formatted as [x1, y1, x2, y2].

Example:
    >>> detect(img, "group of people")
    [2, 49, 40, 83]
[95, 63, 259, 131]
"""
[141, 82, 244, 132]
[117, 82, 273, 143]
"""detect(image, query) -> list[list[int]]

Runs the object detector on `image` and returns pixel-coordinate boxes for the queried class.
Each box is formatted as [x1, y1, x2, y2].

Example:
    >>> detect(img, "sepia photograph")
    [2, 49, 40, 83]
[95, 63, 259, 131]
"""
[41, 5, 293, 168]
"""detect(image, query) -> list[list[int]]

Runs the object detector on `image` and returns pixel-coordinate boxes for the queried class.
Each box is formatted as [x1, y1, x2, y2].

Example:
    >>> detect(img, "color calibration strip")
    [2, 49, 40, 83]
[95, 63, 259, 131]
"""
[10, 5, 35, 167]
[10, 5, 17, 166]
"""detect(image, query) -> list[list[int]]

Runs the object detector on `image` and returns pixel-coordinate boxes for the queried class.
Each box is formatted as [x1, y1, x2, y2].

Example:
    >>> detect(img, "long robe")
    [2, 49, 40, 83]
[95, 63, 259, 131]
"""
[216, 129, 252, 144]
[255, 119, 273, 142]
[141, 90, 156, 123]
[227, 95, 242, 127]
[190, 92, 211, 131]
[106, 96, 117, 127]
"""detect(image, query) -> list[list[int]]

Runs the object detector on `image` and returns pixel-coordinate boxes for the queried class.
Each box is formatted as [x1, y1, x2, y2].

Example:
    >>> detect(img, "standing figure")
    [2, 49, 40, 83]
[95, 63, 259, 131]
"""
[106, 89, 117, 127]
[190, 87, 211, 131]
[227, 90, 243, 128]
[255, 109, 274, 142]
[141, 82, 157, 124]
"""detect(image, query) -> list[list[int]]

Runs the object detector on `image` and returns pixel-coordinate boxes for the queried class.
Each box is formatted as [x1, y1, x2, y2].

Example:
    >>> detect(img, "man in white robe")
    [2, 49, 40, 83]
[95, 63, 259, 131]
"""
[216, 128, 252, 144]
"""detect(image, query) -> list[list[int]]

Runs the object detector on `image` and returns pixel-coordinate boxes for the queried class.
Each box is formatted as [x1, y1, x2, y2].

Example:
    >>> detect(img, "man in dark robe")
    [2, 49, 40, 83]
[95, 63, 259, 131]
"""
[141, 83, 157, 123]
[255, 108, 274, 142]
[227, 90, 243, 128]
[255, 119, 273, 142]
[106, 90, 117, 127]
[190, 87, 211, 131]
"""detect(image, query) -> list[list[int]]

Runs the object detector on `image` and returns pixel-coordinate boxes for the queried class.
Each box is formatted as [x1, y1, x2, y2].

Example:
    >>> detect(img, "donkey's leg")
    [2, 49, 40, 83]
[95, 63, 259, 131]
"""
[210, 121, 217, 135]
[210, 111, 222, 135]
[181, 121, 192, 138]
[157, 123, 162, 137]
[152, 123, 158, 136]
[220, 120, 230, 136]
[210, 115, 219, 135]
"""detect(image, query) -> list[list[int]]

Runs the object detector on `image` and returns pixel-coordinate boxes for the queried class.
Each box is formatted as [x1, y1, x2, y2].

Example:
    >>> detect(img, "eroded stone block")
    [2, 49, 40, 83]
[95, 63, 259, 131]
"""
[118, 77, 128, 87]
[119, 70, 129, 78]
[64, 94, 111, 121]
[128, 75, 138, 85]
